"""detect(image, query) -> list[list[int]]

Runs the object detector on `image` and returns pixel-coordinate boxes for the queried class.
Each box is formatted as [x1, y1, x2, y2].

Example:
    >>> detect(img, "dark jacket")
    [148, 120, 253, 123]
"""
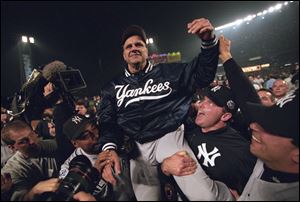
[223, 58, 261, 122]
[99, 38, 219, 151]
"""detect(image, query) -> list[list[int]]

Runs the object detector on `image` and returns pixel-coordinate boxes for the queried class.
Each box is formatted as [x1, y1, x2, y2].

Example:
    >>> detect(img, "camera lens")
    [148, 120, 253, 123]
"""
[49, 155, 100, 201]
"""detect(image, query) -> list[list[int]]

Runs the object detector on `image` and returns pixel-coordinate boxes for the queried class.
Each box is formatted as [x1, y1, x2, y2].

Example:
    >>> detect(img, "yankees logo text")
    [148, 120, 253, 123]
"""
[115, 79, 172, 107]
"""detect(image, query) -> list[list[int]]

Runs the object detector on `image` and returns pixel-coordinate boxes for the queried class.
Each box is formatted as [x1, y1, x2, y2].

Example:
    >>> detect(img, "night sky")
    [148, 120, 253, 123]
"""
[1, 1, 297, 99]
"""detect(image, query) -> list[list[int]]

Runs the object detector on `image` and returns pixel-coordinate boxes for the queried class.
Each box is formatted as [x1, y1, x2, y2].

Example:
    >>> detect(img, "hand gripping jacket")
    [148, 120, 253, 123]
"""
[99, 38, 219, 151]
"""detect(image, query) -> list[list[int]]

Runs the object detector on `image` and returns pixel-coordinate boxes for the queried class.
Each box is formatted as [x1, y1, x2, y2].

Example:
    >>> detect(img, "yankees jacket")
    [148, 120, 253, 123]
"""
[99, 38, 219, 151]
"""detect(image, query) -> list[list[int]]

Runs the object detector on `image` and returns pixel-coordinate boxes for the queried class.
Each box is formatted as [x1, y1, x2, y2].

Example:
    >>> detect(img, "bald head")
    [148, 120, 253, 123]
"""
[272, 79, 289, 99]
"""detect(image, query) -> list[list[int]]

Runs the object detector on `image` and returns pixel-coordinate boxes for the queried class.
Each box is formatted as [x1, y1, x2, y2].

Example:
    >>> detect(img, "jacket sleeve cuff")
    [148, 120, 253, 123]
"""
[223, 57, 235, 67]
[201, 35, 218, 49]
[102, 142, 117, 151]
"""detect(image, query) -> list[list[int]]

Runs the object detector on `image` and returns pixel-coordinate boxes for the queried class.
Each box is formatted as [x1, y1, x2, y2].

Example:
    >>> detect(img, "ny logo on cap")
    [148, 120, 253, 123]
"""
[72, 116, 82, 124]
[226, 100, 235, 110]
[211, 85, 221, 92]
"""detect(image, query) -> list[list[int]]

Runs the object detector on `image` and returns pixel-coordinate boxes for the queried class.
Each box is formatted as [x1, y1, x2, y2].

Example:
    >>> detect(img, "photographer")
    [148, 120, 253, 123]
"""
[59, 114, 111, 200]
[59, 114, 134, 201]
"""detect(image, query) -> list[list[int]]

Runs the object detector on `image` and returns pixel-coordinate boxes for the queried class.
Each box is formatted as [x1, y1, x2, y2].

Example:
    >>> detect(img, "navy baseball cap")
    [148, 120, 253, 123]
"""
[121, 25, 147, 46]
[63, 114, 92, 140]
[204, 85, 238, 115]
[246, 89, 299, 147]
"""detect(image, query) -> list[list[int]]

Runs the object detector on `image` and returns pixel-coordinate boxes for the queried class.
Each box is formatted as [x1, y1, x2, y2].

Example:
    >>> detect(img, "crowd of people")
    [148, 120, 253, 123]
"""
[1, 17, 299, 201]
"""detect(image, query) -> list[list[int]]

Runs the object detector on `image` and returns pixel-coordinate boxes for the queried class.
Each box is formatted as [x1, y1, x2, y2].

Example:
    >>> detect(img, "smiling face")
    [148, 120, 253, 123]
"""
[123, 35, 148, 74]
[195, 96, 231, 133]
[249, 123, 297, 168]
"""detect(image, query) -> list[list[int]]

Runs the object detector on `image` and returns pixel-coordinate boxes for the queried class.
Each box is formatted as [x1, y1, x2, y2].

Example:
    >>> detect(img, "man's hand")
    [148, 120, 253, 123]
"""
[229, 189, 240, 200]
[219, 35, 232, 64]
[161, 151, 197, 176]
[25, 178, 60, 200]
[101, 150, 121, 186]
[1, 173, 13, 193]
[73, 191, 96, 201]
[43, 82, 55, 97]
[32, 178, 60, 194]
[94, 150, 111, 173]
[187, 18, 214, 40]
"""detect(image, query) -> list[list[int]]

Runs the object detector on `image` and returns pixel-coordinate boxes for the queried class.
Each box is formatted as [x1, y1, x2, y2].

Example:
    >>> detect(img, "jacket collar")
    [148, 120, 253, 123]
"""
[124, 60, 153, 77]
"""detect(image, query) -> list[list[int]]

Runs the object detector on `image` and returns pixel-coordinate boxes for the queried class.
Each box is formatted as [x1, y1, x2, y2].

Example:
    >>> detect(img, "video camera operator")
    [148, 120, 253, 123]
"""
[40, 60, 88, 167]
[43, 81, 74, 167]
[9, 59, 87, 167]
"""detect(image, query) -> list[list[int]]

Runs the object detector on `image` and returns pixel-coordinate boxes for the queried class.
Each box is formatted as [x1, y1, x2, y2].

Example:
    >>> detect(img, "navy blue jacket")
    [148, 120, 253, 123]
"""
[98, 38, 219, 151]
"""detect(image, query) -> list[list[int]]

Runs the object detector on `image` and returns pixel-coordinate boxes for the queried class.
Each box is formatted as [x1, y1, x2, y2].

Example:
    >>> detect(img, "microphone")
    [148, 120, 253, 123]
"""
[42, 60, 67, 81]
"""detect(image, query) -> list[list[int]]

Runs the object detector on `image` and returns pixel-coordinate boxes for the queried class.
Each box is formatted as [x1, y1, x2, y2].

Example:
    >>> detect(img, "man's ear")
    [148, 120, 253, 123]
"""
[71, 140, 78, 147]
[221, 112, 232, 122]
[123, 49, 126, 61]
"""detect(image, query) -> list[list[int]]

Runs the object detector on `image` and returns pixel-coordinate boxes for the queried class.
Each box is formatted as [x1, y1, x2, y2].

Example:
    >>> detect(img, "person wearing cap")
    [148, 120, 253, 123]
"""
[161, 85, 256, 196]
[218, 35, 299, 200]
[97, 19, 234, 200]
[240, 90, 299, 201]
[60, 114, 135, 201]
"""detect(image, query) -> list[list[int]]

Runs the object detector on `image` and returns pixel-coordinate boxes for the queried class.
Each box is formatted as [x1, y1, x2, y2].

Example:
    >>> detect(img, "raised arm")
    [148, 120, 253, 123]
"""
[177, 18, 219, 93]
[219, 35, 261, 122]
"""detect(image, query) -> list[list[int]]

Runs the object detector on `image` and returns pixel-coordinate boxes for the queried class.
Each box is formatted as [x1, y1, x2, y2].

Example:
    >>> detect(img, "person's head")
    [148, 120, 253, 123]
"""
[195, 85, 238, 133]
[248, 75, 254, 82]
[121, 25, 148, 74]
[1, 120, 39, 157]
[257, 88, 276, 107]
[63, 115, 99, 154]
[43, 108, 54, 118]
[75, 100, 88, 116]
[272, 79, 289, 99]
[246, 89, 299, 173]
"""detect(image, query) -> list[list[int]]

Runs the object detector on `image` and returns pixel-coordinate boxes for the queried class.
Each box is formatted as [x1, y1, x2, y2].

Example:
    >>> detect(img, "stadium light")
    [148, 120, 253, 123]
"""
[275, 3, 282, 10]
[146, 38, 154, 44]
[29, 37, 35, 44]
[268, 6, 275, 13]
[21, 35, 34, 44]
[22, 36, 28, 43]
[215, 2, 295, 31]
